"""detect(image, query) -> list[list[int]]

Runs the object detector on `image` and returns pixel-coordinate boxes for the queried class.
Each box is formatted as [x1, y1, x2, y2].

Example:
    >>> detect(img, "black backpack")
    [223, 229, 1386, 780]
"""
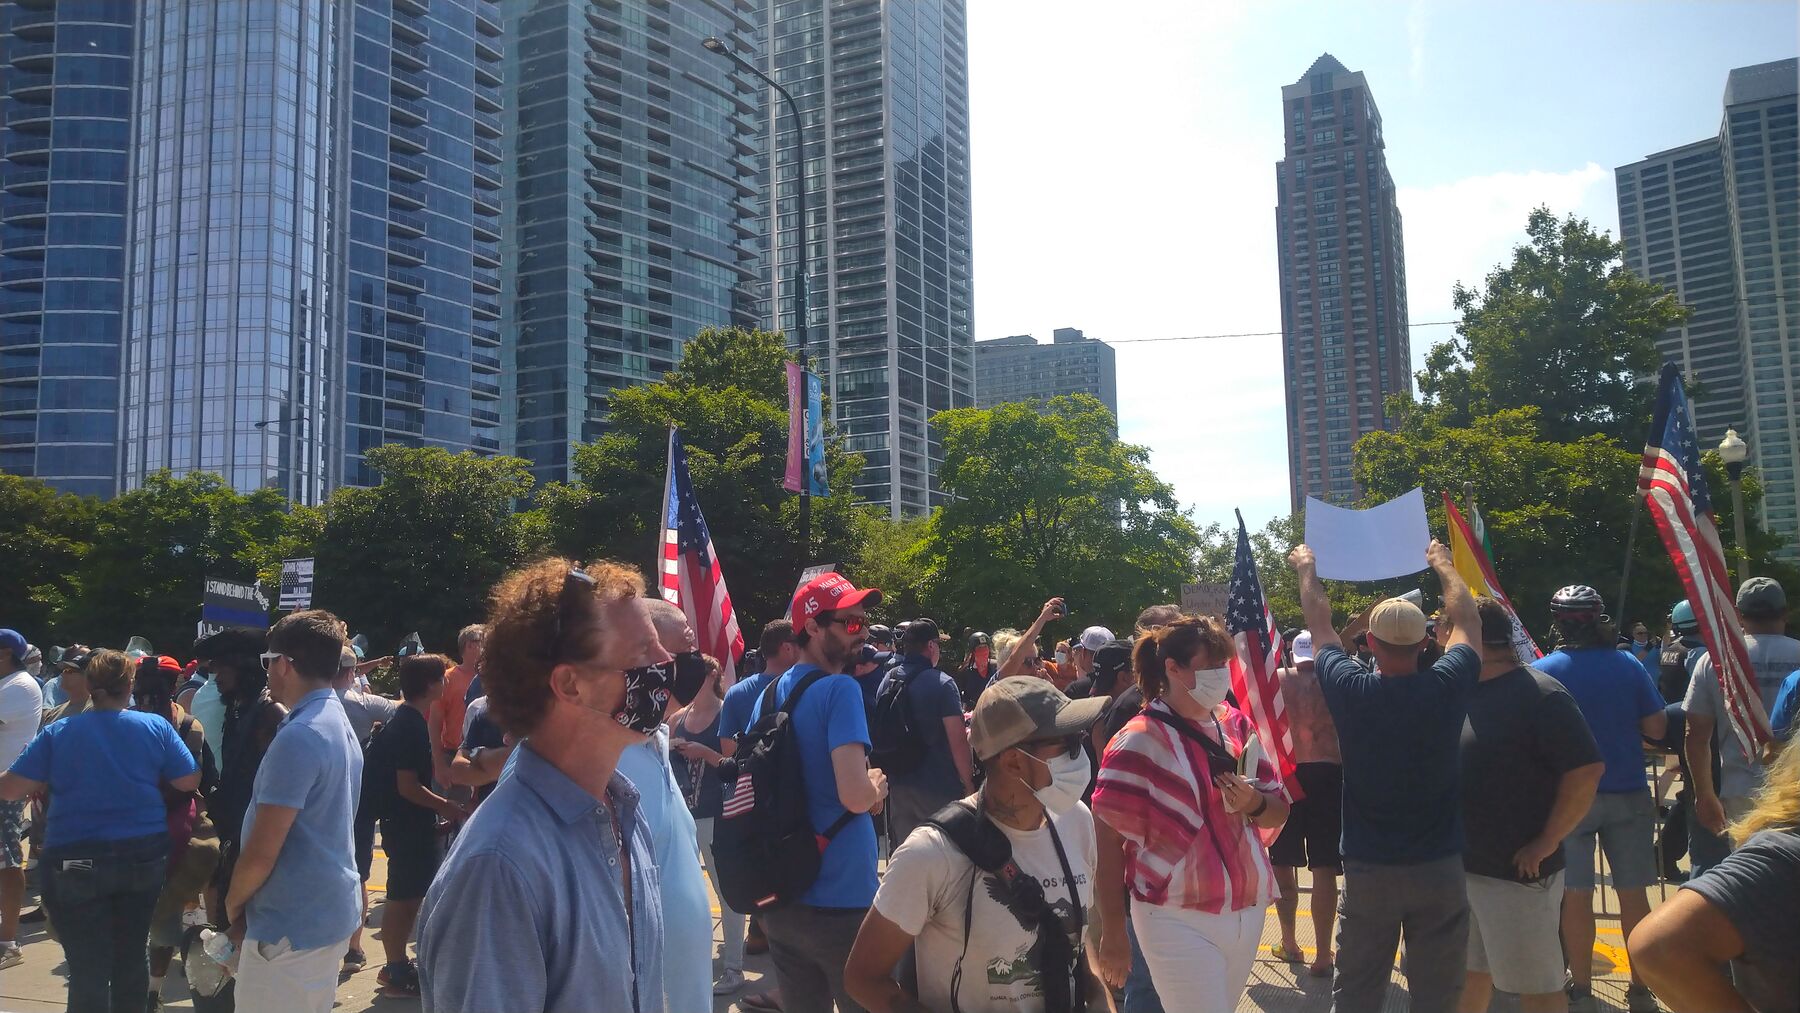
[922, 801, 1085, 1013]
[714, 670, 858, 914]
[869, 659, 932, 776]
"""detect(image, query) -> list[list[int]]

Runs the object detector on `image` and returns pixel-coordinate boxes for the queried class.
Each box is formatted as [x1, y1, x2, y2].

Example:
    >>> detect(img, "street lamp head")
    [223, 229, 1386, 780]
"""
[1718, 427, 1749, 466]
[701, 36, 728, 55]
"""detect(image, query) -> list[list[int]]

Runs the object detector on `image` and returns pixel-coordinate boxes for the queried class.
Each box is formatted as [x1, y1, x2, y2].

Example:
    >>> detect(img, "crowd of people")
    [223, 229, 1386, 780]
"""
[0, 538, 1796, 1013]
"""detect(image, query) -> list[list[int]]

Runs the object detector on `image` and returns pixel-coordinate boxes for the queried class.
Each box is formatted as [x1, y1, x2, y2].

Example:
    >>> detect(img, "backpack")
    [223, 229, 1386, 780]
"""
[922, 801, 1085, 1013]
[714, 670, 858, 914]
[869, 659, 933, 776]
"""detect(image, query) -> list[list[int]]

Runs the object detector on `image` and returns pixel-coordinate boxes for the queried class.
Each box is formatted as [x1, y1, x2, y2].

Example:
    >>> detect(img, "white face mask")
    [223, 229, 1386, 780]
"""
[1187, 666, 1232, 710]
[1054, 650, 1068, 665]
[1017, 747, 1091, 815]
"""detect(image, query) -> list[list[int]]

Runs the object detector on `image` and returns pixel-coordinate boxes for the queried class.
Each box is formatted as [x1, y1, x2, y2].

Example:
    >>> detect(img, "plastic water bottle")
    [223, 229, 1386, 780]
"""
[201, 928, 235, 965]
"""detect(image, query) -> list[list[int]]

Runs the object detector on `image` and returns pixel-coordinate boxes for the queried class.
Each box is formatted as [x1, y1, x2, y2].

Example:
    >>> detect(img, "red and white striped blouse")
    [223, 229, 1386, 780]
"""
[1092, 699, 1280, 914]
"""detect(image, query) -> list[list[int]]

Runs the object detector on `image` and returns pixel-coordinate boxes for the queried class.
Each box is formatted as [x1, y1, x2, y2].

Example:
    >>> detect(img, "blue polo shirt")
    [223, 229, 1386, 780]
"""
[1535, 647, 1665, 793]
[748, 664, 877, 908]
[242, 687, 363, 950]
[418, 745, 664, 1013]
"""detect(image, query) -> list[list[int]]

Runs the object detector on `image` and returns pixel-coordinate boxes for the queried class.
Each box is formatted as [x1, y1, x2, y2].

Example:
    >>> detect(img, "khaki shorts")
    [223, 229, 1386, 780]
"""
[1465, 871, 1566, 996]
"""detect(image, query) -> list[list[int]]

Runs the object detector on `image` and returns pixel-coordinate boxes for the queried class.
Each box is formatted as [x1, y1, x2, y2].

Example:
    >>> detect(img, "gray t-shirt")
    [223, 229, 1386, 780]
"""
[336, 687, 399, 746]
[1683, 828, 1799, 1013]
[1684, 634, 1800, 798]
[881, 656, 967, 801]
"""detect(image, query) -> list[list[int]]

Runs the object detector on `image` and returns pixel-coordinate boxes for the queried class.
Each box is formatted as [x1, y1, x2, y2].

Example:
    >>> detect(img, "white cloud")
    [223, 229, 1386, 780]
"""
[1407, 0, 1430, 89]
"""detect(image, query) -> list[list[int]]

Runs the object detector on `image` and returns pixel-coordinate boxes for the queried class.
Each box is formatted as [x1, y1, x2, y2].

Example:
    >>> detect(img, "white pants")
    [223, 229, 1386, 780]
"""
[1131, 903, 1263, 1013]
[235, 936, 345, 1013]
[694, 817, 746, 974]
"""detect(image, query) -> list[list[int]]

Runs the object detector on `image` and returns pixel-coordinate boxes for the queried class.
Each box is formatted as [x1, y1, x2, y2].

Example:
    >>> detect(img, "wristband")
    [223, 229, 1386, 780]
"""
[1248, 794, 1269, 820]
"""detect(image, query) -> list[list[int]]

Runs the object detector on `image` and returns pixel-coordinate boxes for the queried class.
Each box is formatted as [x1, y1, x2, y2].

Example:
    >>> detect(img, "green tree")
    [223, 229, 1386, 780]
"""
[910, 394, 1200, 638]
[848, 512, 932, 625]
[55, 472, 289, 653]
[537, 326, 867, 633]
[0, 474, 96, 644]
[1401, 207, 1686, 447]
[309, 446, 537, 653]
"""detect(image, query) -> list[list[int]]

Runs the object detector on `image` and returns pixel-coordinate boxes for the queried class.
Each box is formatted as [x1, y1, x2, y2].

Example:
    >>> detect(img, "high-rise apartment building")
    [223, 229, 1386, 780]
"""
[1617, 140, 1742, 444]
[502, 0, 762, 487]
[2, 0, 503, 503]
[974, 327, 1117, 420]
[1275, 54, 1410, 511]
[760, 0, 974, 518]
[1618, 58, 1797, 559]
[0, 0, 136, 497]
[118, 0, 505, 502]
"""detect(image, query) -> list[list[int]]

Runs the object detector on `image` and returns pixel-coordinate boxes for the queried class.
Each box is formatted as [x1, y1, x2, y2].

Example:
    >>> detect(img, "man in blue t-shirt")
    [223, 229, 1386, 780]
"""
[720, 621, 799, 750]
[1291, 540, 1483, 1013]
[879, 619, 973, 848]
[748, 573, 889, 1013]
[1532, 584, 1667, 1013]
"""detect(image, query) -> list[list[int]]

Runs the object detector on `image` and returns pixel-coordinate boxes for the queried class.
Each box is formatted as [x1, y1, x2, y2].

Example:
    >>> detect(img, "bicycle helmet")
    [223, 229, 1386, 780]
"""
[1549, 585, 1605, 615]
[1669, 600, 1698, 635]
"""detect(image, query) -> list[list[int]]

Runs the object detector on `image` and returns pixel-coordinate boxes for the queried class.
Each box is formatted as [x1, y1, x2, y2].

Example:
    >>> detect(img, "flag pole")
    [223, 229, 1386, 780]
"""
[1617, 483, 1645, 625]
[656, 427, 676, 590]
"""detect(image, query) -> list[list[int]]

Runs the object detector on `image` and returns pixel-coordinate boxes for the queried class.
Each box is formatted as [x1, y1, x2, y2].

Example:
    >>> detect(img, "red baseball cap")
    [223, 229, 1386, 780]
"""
[790, 573, 882, 627]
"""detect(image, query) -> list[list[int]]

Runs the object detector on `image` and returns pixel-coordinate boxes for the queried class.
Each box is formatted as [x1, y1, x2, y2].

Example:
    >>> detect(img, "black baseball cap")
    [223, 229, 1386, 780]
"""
[901, 619, 946, 647]
[1094, 639, 1133, 683]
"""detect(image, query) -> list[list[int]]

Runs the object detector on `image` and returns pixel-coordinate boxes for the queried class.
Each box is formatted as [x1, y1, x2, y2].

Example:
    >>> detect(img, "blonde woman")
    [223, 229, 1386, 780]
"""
[1631, 743, 1798, 1012]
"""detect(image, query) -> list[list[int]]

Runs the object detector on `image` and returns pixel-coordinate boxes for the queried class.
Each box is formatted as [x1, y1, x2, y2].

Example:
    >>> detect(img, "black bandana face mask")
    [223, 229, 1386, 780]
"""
[668, 651, 708, 706]
[614, 663, 674, 734]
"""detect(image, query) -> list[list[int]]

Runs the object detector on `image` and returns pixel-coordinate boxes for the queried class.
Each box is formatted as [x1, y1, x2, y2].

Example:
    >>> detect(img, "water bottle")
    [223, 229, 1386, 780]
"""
[201, 928, 236, 965]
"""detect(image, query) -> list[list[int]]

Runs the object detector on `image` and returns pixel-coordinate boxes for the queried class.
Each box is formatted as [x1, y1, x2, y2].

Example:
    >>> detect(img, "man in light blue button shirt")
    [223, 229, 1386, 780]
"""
[419, 559, 675, 1013]
[224, 611, 364, 1013]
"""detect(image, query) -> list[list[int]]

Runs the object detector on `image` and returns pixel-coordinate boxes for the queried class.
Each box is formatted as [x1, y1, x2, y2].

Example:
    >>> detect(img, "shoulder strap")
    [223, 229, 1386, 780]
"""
[925, 801, 1011, 873]
[1144, 707, 1235, 767]
[768, 668, 830, 719]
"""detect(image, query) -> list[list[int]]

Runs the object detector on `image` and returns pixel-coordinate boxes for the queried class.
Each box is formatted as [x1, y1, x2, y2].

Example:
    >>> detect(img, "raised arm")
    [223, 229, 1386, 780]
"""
[1288, 545, 1339, 651]
[1426, 539, 1478, 651]
[996, 598, 1065, 681]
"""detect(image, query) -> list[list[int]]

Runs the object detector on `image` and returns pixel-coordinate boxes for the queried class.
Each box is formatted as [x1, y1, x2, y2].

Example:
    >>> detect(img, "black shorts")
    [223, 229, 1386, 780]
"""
[380, 820, 441, 901]
[1269, 762, 1343, 870]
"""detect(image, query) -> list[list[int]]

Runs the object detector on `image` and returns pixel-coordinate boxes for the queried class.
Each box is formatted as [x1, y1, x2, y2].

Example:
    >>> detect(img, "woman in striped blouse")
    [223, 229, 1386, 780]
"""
[1091, 616, 1290, 1011]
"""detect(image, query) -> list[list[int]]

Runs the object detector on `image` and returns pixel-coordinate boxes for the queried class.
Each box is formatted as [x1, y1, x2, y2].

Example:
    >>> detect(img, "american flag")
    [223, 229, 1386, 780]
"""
[660, 428, 744, 687]
[1224, 510, 1300, 802]
[1638, 365, 1770, 760]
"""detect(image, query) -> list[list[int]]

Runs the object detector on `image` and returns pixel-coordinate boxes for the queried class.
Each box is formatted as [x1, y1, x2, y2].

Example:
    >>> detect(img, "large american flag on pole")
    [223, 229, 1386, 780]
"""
[1638, 364, 1770, 760]
[1224, 509, 1300, 802]
[661, 428, 744, 687]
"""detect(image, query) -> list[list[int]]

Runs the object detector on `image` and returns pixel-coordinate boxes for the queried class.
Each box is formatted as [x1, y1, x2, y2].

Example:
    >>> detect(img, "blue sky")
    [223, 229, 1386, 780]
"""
[966, 0, 1797, 534]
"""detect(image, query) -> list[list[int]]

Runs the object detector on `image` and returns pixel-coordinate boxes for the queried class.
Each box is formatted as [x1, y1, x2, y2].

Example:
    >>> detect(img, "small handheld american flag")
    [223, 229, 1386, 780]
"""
[1224, 510, 1300, 802]
[660, 428, 744, 687]
[1638, 365, 1770, 760]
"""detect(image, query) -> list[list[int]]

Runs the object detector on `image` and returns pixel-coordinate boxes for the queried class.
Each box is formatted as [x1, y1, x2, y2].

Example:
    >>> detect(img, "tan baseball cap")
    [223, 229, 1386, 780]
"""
[1369, 597, 1428, 646]
[970, 677, 1108, 762]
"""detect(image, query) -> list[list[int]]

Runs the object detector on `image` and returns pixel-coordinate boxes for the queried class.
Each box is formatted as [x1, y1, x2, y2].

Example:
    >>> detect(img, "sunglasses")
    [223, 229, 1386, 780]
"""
[822, 614, 867, 636]
[553, 568, 597, 660]
[258, 651, 285, 672]
[1023, 734, 1085, 762]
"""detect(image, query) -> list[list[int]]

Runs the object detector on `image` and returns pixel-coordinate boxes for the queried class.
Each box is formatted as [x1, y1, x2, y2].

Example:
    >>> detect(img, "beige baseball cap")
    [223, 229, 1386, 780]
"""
[1368, 598, 1428, 646]
[970, 677, 1108, 762]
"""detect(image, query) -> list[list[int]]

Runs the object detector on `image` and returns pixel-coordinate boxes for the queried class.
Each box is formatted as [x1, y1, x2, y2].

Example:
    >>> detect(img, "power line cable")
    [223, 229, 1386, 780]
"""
[1105, 319, 1459, 345]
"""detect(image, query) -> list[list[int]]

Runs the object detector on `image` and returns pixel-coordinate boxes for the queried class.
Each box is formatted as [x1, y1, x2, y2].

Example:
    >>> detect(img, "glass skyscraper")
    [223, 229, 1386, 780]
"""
[1618, 59, 1797, 561]
[503, 0, 762, 486]
[761, 0, 975, 518]
[116, 0, 504, 502]
[0, 0, 136, 497]
[1275, 54, 1411, 509]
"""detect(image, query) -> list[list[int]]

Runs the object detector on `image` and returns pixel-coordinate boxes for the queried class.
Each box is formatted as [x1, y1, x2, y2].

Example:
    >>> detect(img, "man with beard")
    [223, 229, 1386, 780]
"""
[747, 573, 890, 1013]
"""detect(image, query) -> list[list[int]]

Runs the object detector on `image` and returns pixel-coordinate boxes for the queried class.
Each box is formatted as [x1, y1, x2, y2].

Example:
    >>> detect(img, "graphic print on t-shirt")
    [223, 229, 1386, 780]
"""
[981, 869, 1087, 991]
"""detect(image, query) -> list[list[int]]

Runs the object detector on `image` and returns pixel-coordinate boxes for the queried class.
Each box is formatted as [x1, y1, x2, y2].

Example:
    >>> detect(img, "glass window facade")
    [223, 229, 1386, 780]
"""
[504, 0, 761, 487]
[763, 0, 974, 518]
[0, 0, 136, 497]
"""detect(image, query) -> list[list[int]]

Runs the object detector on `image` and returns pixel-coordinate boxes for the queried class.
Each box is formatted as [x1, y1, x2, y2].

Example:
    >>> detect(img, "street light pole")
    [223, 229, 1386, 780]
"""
[702, 36, 814, 559]
[1718, 427, 1751, 581]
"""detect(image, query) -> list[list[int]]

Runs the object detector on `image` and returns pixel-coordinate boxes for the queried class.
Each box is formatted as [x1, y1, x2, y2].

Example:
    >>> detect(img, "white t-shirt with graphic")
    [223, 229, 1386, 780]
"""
[873, 798, 1097, 1013]
[0, 669, 44, 770]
